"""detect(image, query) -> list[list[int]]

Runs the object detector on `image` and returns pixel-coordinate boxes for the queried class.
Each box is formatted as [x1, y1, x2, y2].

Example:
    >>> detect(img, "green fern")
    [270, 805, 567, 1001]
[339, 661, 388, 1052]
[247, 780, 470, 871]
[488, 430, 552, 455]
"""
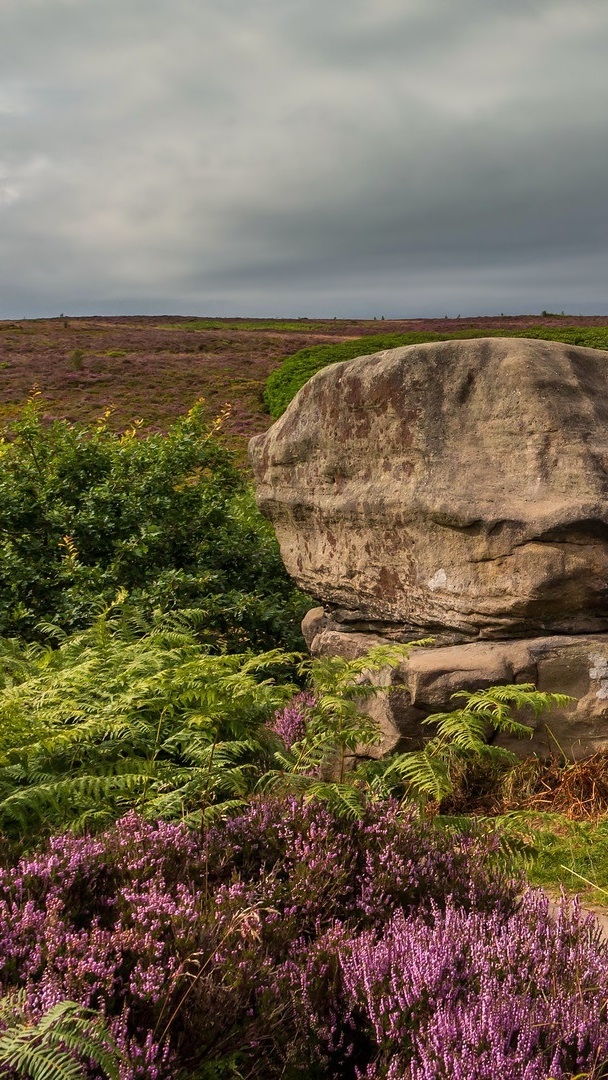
[0, 608, 298, 837]
[261, 641, 428, 792]
[0, 991, 121, 1079]
[0, 608, 576, 831]
[371, 749, 453, 803]
[366, 684, 574, 806]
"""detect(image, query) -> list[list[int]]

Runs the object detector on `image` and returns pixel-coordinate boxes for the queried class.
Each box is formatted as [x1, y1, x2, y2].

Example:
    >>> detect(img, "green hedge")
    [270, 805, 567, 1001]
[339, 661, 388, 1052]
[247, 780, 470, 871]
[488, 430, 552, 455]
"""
[264, 326, 608, 419]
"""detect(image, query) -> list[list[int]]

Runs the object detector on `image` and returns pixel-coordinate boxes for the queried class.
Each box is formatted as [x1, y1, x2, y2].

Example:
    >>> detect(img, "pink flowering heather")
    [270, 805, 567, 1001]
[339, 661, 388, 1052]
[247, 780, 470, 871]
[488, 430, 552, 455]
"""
[267, 691, 316, 747]
[0, 798, 607, 1078]
[339, 893, 608, 1080]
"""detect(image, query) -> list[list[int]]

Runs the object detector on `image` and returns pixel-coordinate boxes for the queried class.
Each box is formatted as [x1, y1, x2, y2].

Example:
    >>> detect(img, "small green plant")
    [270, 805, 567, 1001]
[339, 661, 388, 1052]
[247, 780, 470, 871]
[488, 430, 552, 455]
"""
[0, 990, 121, 1078]
[68, 348, 85, 371]
[260, 642, 428, 817]
[0, 611, 576, 837]
[0, 618, 430, 834]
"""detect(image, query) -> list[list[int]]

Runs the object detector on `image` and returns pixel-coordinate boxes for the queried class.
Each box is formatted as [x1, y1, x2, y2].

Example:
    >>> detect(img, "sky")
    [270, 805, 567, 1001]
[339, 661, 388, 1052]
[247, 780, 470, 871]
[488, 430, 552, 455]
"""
[0, 0, 607, 319]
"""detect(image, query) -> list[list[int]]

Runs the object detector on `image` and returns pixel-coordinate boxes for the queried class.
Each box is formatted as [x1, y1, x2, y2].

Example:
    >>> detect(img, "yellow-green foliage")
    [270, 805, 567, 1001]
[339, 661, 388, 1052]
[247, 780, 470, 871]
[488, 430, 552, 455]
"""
[0, 616, 571, 839]
[0, 991, 120, 1079]
[0, 396, 308, 650]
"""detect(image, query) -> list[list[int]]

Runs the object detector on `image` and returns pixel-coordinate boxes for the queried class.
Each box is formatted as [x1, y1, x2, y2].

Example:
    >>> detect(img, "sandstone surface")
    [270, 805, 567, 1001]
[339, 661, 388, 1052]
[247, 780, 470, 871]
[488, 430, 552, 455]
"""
[250, 337, 608, 642]
[304, 608, 608, 759]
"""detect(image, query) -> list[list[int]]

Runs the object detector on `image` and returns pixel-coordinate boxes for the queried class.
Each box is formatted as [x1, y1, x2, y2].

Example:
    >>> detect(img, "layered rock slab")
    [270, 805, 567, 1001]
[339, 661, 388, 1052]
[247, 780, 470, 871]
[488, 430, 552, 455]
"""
[304, 609, 608, 760]
[250, 337, 608, 642]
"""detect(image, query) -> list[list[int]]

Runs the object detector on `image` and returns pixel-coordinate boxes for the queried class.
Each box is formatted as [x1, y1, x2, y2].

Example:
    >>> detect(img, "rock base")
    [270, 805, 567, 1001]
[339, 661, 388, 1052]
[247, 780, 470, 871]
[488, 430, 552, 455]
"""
[303, 608, 608, 760]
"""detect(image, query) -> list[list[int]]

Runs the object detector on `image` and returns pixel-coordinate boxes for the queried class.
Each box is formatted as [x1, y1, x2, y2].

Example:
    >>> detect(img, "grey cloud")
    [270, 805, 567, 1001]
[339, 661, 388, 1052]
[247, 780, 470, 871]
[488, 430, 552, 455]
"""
[0, 0, 607, 317]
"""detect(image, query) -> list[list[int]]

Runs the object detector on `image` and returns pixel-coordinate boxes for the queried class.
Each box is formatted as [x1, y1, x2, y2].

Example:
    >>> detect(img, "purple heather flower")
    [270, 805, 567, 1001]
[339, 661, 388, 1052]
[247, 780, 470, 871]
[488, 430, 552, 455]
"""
[0, 799, 607, 1078]
[267, 691, 316, 747]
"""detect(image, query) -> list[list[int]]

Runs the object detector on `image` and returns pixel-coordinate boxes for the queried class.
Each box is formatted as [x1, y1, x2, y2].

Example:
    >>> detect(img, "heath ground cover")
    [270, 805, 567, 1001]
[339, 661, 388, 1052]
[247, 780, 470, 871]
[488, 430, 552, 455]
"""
[0, 800, 607, 1079]
[2, 315, 608, 1077]
[3, 799, 608, 1080]
[1, 314, 607, 458]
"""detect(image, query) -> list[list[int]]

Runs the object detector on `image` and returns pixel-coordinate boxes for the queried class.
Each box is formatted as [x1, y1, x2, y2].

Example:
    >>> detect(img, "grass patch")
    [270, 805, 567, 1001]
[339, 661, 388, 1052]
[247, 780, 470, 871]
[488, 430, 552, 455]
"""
[439, 751, 608, 906]
[487, 811, 608, 908]
[162, 319, 327, 333]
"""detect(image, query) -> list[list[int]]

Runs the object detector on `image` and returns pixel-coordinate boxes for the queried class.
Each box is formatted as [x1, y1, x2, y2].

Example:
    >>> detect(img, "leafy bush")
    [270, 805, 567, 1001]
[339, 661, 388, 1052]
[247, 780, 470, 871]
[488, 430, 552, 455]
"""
[0, 396, 309, 649]
[264, 326, 608, 418]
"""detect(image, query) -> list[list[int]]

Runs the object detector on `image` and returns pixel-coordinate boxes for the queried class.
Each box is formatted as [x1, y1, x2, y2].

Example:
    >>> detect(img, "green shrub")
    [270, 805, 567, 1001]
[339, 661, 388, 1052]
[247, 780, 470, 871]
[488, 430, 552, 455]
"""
[264, 326, 608, 418]
[0, 396, 309, 649]
[68, 348, 85, 371]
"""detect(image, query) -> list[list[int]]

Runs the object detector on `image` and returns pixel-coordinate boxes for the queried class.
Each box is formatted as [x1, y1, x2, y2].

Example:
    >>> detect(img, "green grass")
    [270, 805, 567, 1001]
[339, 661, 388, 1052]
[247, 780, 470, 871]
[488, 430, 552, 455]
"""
[483, 811, 608, 908]
[161, 319, 326, 333]
[264, 325, 608, 419]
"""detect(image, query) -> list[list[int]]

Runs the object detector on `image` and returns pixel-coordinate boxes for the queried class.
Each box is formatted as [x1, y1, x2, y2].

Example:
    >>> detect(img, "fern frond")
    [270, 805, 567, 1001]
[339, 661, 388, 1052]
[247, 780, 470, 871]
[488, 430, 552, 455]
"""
[0, 992, 121, 1079]
[302, 780, 367, 819]
[450, 683, 573, 720]
[423, 709, 492, 751]
[373, 749, 453, 802]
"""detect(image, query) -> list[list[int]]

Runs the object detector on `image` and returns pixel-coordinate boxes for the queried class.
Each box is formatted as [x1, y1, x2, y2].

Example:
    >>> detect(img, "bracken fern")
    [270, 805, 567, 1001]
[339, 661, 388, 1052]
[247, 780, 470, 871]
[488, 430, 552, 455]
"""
[0, 991, 120, 1079]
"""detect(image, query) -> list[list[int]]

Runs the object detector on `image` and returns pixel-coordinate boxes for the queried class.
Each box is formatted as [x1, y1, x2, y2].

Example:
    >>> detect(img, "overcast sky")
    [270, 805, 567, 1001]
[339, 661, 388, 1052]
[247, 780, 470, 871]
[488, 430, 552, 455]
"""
[1, 0, 607, 319]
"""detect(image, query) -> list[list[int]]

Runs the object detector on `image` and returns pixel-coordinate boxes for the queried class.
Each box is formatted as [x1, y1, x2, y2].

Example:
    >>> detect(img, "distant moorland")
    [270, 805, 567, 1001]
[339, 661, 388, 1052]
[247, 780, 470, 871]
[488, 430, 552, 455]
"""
[2, 313, 608, 460]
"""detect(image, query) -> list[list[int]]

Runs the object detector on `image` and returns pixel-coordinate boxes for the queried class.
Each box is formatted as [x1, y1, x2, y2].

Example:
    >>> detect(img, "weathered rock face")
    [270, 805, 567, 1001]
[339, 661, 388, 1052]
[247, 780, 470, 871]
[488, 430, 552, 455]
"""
[303, 608, 608, 760]
[250, 338, 608, 643]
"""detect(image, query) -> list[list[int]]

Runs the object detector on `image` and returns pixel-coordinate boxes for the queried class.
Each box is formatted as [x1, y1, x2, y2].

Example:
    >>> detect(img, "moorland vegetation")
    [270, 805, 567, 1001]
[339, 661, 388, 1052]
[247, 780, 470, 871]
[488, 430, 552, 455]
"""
[2, 317, 608, 1077]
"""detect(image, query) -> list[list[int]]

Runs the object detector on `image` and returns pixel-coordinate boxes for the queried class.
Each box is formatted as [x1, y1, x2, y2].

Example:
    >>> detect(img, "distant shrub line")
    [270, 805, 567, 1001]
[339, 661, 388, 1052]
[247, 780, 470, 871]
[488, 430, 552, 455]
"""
[264, 325, 608, 418]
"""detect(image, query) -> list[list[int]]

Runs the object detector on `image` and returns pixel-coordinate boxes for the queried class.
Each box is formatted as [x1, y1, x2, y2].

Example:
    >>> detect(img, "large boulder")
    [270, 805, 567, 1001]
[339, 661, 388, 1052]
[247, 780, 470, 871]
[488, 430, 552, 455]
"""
[250, 338, 608, 642]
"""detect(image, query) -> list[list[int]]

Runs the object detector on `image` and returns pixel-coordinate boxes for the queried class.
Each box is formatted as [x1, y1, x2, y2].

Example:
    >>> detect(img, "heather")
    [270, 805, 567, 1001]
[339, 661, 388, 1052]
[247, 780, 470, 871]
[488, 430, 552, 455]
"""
[0, 800, 607, 1079]
[1, 314, 607, 449]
